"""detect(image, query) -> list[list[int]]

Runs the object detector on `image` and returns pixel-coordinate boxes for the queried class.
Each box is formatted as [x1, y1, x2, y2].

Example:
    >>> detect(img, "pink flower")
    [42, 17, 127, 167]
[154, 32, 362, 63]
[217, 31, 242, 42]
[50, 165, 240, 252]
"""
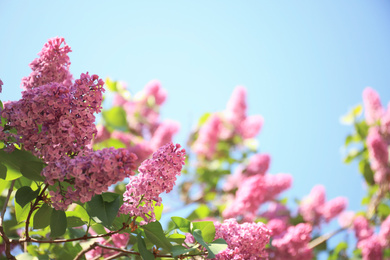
[379, 215, 390, 247]
[120, 143, 185, 224]
[144, 80, 167, 106]
[0, 79, 3, 93]
[353, 215, 374, 241]
[150, 120, 180, 150]
[338, 211, 355, 228]
[245, 153, 271, 176]
[193, 114, 221, 159]
[357, 235, 383, 260]
[214, 218, 270, 259]
[363, 87, 384, 124]
[320, 197, 348, 222]
[299, 185, 326, 224]
[239, 114, 264, 139]
[21, 37, 73, 90]
[225, 86, 247, 129]
[366, 127, 390, 183]
[44, 148, 137, 210]
[270, 223, 313, 260]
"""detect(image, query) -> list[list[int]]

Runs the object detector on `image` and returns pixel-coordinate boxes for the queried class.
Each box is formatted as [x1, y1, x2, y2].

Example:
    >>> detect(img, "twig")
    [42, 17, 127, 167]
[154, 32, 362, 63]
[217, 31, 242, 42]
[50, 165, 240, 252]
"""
[0, 180, 16, 260]
[74, 242, 99, 260]
[24, 184, 49, 241]
[308, 227, 345, 249]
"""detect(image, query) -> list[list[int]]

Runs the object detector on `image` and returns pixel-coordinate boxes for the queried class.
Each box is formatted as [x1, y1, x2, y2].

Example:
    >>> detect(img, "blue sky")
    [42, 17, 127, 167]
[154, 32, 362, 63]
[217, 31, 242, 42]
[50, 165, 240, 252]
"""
[1, 0, 390, 249]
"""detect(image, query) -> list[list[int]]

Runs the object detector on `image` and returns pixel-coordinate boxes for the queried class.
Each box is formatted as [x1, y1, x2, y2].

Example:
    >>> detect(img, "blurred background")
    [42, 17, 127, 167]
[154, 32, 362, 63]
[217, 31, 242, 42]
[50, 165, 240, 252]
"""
[1, 0, 390, 254]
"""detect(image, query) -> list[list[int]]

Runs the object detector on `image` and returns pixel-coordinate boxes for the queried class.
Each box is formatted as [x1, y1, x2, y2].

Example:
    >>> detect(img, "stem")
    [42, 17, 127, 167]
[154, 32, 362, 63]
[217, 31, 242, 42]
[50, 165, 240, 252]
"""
[0, 182, 16, 257]
[308, 227, 345, 249]
[22, 223, 129, 244]
[0, 180, 16, 260]
[74, 242, 99, 260]
[24, 184, 49, 241]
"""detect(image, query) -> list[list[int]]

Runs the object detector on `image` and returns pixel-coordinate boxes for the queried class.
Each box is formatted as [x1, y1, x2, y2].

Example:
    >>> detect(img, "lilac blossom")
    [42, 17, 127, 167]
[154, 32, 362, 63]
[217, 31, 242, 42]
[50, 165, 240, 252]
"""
[120, 143, 185, 224]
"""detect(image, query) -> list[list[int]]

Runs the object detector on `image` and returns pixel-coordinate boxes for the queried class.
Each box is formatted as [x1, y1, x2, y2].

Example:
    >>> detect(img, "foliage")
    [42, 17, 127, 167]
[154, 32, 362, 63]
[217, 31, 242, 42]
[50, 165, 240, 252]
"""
[0, 37, 390, 260]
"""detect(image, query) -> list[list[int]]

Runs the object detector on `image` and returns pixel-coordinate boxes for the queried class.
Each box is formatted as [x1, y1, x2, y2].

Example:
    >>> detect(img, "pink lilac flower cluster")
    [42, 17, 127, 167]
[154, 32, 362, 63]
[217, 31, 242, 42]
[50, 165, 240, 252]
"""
[0, 79, 3, 93]
[192, 86, 263, 159]
[223, 173, 292, 221]
[43, 147, 137, 210]
[353, 216, 383, 260]
[94, 80, 179, 166]
[213, 218, 271, 259]
[224, 153, 271, 191]
[85, 229, 130, 259]
[269, 223, 313, 260]
[193, 114, 221, 159]
[362, 88, 390, 183]
[1, 37, 104, 162]
[21, 37, 73, 90]
[120, 143, 185, 224]
[299, 185, 347, 226]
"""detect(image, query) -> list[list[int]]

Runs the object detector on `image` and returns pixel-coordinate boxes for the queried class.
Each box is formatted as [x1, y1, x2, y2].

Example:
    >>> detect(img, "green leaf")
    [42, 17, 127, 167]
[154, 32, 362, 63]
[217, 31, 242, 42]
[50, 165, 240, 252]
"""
[137, 232, 155, 260]
[171, 216, 191, 233]
[167, 233, 186, 244]
[191, 221, 215, 243]
[359, 160, 375, 185]
[15, 253, 35, 260]
[66, 216, 85, 228]
[15, 186, 40, 208]
[86, 194, 120, 228]
[102, 107, 128, 130]
[171, 245, 198, 258]
[33, 203, 52, 229]
[20, 161, 45, 181]
[105, 78, 118, 92]
[15, 202, 30, 224]
[143, 221, 172, 251]
[378, 203, 390, 219]
[198, 112, 211, 126]
[0, 163, 7, 179]
[208, 238, 228, 257]
[192, 229, 215, 259]
[0, 149, 44, 180]
[154, 202, 163, 221]
[66, 205, 89, 222]
[195, 204, 211, 219]
[50, 209, 67, 238]
[101, 192, 120, 202]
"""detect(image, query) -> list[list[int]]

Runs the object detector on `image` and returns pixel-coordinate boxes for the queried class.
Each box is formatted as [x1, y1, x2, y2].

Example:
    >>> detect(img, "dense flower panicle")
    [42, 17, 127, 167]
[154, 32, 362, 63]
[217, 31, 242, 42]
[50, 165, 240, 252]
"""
[223, 173, 292, 220]
[320, 197, 348, 222]
[270, 223, 313, 260]
[144, 80, 167, 106]
[0, 79, 3, 93]
[214, 218, 270, 260]
[299, 185, 326, 224]
[366, 127, 390, 183]
[1, 73, 104, 162]
[357, 235, 383, 260]
[267, 218, 288, 237]
[363, 87, 384, 124]
[21, 37, 73, 90]
[245, 153, 271, 176]
[44, 147, 137, 210]
[150, 120, 180, 150]
[120, 143, 185, 224]
[379, 215, 390, 247]
[239, 114, 264, 139]
[193, 114, 221, 159]
[381, 104, 390, 139]
[353, 216, 374, 241]
[261, 202, 290, 220]
[93, 125, 111, 143]
[225, 86, 247, 129]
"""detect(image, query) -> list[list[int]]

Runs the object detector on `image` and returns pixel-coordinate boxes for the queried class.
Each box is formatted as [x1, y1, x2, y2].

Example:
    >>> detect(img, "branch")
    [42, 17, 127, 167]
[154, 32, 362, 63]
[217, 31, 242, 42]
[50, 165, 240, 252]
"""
[74, 242, 99, 260]
[21, 223, 129, 244]
[24, 184, 49, 241]
[308, 227, 345, 249]
[0, 180, 16, 260]
[367, 181, 388, 219]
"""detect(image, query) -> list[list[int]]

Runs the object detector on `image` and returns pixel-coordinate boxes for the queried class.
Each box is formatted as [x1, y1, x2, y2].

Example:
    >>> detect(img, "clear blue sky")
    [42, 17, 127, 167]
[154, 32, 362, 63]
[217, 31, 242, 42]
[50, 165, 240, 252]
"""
[1, 0, 390, 249]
